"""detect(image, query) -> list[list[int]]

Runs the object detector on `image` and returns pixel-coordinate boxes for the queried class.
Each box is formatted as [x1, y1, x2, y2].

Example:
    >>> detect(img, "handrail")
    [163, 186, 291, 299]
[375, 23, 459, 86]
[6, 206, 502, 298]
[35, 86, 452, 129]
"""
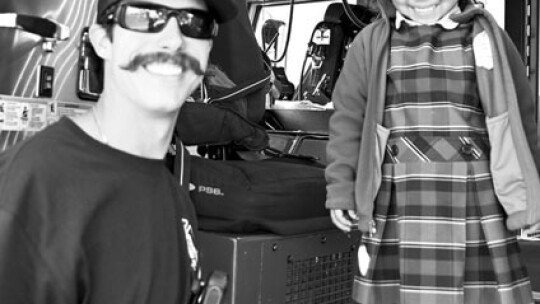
[0, 13, 70, 41]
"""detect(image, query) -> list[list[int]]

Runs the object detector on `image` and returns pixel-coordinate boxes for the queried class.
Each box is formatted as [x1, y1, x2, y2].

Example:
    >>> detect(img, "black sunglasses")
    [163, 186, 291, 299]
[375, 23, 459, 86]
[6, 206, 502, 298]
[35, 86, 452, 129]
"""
[102, 2, 218, 39]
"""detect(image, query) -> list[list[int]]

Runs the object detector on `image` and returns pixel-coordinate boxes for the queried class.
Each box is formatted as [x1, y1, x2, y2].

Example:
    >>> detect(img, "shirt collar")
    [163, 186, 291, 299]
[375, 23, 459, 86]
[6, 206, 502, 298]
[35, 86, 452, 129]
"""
[395, 4, 461, 30]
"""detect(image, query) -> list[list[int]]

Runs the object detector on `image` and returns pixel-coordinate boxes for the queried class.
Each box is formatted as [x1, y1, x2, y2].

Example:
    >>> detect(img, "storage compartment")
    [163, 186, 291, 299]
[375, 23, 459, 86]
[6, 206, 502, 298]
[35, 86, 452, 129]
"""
[198, 229, 361, 304]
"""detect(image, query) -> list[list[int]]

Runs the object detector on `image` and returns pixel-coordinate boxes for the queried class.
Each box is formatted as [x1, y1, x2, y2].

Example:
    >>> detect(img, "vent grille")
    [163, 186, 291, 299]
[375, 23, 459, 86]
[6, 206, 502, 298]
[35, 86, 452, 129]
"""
[285, 251, 356, 304]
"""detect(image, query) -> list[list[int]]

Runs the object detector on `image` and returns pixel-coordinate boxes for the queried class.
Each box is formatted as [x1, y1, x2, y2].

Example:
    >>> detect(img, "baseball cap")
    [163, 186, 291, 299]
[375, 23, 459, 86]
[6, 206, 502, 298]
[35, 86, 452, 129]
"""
[97, 0, 238, 24]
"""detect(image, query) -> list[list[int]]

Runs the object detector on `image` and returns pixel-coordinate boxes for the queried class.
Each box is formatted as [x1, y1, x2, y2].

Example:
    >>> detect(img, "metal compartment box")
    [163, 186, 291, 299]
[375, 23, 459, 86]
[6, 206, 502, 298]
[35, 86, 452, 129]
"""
[198, 229, 361, 304]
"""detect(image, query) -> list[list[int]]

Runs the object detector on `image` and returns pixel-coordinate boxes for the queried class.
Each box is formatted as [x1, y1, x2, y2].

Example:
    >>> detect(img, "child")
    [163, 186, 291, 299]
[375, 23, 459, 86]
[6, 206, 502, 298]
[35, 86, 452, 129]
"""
[325, 0, 540, 303]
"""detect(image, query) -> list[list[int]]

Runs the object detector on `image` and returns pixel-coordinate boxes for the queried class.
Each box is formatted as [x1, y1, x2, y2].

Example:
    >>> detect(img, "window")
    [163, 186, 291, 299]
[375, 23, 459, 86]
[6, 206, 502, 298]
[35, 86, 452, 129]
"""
[252, 0, 340, 86]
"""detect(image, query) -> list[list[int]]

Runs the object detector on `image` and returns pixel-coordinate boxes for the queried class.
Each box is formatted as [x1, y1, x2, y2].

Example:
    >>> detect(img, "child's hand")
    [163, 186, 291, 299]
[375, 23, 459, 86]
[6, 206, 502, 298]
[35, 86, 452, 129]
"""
[330, 209, 359, 232]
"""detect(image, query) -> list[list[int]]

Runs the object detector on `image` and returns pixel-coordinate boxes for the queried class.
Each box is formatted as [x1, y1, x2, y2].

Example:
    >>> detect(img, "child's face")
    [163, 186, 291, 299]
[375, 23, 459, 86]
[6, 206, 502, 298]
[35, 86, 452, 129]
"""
[392, 0, 459, 24]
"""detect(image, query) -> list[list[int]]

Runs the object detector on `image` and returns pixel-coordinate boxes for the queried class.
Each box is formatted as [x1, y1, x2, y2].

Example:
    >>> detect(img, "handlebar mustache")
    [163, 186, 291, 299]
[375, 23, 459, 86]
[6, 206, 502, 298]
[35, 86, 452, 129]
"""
[120, 50, 205, 76]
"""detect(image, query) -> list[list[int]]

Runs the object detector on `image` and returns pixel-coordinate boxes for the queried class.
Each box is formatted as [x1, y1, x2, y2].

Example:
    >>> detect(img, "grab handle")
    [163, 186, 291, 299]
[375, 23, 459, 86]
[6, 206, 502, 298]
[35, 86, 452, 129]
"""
[0, 13, 70, 51]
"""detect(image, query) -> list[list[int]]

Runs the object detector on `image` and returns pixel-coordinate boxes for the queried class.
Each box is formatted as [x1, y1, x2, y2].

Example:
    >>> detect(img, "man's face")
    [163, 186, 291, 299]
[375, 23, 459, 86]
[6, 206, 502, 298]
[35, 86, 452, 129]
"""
[102, 0, 214, 114]
[392, 0, 459, 24]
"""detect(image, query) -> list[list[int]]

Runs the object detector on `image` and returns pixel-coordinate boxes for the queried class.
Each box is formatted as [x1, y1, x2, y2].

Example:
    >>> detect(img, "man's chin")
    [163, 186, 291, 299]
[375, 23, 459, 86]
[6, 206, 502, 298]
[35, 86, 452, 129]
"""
[139, 93, 188, 116]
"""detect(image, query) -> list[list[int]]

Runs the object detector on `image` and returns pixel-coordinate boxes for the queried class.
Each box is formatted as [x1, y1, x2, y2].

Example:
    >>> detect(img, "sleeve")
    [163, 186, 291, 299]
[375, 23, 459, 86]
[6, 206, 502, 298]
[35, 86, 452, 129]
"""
[0, 211, 67, 304]
[325, 33, 369, 211]
[500, 28, 540, 173]
[0, 154, 65, 304]
[0, 211, 41, 303]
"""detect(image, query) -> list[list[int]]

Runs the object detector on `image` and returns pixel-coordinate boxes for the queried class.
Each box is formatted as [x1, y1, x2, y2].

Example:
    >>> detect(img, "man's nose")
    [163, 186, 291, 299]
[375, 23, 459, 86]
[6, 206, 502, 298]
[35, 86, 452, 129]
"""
[157, 17, 184, 50]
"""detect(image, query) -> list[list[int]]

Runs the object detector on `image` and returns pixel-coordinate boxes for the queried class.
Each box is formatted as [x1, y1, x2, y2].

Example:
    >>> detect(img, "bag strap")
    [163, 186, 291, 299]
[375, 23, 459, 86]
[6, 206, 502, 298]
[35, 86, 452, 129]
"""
[207, 70, 271, 104]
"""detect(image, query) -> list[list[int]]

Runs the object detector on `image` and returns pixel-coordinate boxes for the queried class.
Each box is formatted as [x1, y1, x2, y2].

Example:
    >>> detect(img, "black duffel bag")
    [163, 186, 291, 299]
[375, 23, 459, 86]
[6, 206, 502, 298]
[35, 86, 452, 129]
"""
[188, 156, 333, 235]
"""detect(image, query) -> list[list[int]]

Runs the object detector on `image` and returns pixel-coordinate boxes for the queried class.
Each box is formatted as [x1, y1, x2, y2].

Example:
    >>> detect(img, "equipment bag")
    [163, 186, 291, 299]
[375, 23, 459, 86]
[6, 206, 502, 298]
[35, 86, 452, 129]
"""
[177, 102, 268, 150]
[188, 156, 333, 235]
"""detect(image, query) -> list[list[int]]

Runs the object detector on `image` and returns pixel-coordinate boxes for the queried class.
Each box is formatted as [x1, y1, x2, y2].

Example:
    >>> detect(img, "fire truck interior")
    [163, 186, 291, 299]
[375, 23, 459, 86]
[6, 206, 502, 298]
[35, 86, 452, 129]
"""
[0, 0, 539, 303]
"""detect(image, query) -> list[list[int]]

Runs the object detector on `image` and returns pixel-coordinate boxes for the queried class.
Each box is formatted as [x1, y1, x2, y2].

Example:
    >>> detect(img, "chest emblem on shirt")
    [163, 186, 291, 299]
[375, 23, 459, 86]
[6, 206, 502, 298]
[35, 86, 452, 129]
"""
[182, 218, 199, 272]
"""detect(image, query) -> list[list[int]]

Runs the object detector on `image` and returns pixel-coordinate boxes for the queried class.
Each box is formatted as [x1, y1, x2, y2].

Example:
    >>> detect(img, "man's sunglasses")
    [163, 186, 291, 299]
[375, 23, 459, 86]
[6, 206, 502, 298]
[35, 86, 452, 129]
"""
[102, 2, 218, 39]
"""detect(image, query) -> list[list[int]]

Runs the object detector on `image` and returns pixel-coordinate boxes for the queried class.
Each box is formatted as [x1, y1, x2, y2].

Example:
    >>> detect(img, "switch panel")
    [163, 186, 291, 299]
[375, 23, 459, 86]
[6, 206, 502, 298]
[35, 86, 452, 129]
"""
[37, 65, 54, 98]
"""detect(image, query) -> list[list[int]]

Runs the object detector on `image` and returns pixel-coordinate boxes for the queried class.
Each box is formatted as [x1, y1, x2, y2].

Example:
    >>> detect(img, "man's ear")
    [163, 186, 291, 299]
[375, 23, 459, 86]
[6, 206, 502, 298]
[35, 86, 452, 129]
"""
[88, 24, 112, 60]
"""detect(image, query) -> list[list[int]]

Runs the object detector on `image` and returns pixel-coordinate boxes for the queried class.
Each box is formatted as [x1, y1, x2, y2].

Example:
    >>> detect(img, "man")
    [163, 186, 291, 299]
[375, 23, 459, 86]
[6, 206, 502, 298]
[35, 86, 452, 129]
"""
[0, 0, 236, 303]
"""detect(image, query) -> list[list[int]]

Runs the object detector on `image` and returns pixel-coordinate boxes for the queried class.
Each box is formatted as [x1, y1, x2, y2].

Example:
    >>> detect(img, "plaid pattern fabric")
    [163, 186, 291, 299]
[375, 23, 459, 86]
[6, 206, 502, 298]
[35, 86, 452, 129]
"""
[384, 135, 490, 163]
[384, 22, 485, 138]
[353, 22, 533, 304]
[353, 162, 533, 304]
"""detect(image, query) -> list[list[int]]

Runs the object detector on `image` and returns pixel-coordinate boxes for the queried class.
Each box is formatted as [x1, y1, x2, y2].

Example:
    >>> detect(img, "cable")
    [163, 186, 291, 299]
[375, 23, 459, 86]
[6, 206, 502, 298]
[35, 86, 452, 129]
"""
[295, 55, 309, 100]
[296, 22, 321, 100]
[341, 0, 368, 29]
[261, 20, 285, 54]
[267, 0, 295, 64]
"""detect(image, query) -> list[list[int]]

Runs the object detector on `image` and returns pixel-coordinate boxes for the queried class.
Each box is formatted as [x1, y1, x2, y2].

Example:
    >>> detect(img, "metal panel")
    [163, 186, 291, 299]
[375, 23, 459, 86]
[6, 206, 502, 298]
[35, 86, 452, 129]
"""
[198, 230, 361, 304]
[266, 107, 333, 132]
[259, 231, 359, 303]
[0, 0, 98, 100]
[0, 0, 97, 150]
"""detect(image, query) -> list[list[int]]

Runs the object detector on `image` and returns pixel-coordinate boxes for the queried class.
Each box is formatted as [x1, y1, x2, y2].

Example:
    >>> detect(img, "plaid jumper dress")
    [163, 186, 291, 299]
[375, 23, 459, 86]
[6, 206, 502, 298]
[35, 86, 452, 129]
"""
[353, 21, 534, 304]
